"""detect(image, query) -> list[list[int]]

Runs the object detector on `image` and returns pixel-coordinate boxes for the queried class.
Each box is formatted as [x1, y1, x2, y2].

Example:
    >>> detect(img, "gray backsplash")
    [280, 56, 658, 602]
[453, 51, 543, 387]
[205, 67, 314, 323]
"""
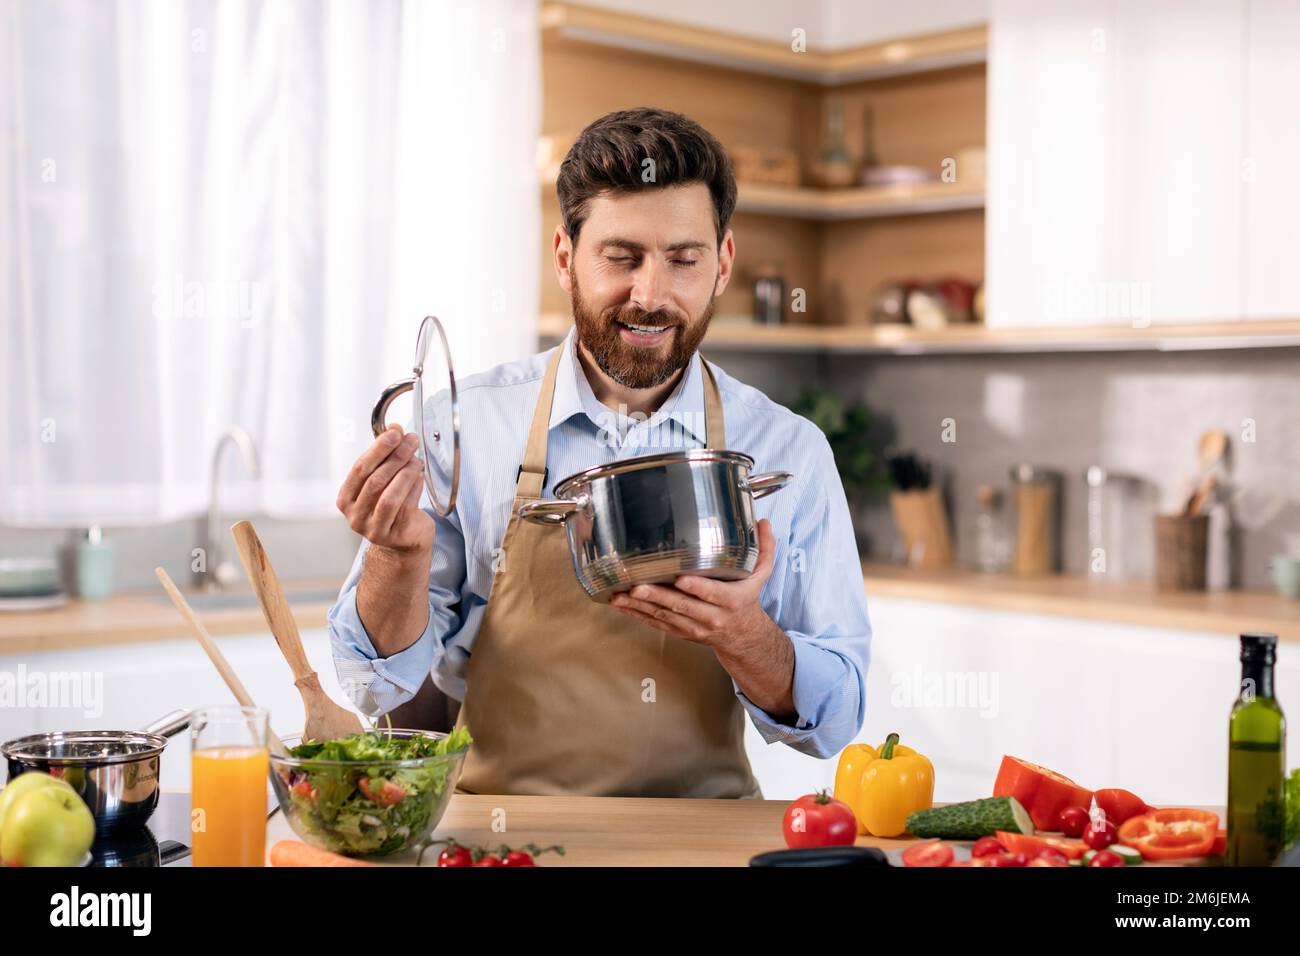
[724, 345, 1299, 592]
[4, 346, 1296, 597]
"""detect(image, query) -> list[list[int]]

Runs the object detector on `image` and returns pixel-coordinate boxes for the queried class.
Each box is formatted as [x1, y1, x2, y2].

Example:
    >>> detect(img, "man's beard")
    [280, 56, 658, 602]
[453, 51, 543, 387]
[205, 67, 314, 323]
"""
[570, 269, 713, 390]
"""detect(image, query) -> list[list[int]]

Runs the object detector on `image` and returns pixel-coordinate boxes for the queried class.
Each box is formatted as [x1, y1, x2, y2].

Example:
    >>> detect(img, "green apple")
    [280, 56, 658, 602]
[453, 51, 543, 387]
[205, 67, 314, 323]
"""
[0, 782, 95, 867]
[0, 772, 76, 834]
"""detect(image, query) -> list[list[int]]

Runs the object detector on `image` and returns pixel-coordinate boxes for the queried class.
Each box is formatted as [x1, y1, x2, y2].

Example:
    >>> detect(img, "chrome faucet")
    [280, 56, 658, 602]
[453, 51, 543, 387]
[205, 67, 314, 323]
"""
[200, 426, 260, 591]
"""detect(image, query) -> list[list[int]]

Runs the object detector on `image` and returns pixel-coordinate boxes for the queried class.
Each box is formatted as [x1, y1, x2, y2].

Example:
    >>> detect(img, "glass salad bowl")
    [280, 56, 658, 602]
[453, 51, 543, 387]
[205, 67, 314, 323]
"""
[269, 728, 470, 858]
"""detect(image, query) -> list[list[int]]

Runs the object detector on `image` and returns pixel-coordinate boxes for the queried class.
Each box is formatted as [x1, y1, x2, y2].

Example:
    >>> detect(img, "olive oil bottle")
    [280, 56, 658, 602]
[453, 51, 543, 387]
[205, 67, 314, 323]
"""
[1227, 633, 1286, 866]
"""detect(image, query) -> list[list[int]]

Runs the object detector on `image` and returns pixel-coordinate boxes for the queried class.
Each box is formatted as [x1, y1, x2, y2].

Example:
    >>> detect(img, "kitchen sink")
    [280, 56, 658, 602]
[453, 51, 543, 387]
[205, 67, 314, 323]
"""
[152, 589, 340, 610]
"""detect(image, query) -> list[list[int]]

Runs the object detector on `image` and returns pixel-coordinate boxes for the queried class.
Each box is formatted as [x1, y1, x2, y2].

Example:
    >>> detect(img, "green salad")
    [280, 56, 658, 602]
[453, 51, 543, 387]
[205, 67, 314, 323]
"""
[282, 727, 471, 856]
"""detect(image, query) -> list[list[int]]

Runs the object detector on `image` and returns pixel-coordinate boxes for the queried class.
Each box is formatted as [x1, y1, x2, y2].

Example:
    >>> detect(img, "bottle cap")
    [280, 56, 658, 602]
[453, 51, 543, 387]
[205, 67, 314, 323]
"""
[1240, 633, 1277, 663]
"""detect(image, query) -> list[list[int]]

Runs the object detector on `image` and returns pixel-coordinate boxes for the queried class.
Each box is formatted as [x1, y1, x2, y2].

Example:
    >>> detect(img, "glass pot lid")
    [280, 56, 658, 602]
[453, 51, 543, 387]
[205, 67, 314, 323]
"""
[370, 316, 461, 517]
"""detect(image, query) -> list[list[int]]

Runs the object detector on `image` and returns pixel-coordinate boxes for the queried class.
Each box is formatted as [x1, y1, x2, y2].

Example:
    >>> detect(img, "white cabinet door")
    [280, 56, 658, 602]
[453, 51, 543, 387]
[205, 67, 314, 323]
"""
[1, 628, 364, 791]
[1244, 0, 1300, 318]
[987, 0, 1248, 327]
[746, 595, 1298, 805]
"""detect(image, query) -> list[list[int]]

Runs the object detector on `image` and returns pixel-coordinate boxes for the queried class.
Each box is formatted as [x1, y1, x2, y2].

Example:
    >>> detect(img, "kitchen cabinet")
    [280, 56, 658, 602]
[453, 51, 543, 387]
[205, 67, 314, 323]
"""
[747, 594, 1299, 805]
[987, 0, 1249, 328]
[0, 628, 364, 791]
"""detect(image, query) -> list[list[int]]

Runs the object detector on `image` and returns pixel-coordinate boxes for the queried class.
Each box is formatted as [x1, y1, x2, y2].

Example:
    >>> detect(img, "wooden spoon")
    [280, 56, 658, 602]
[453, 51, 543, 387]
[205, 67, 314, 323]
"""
[1183, 429, 1228, 515]
[153, 566, 288, 758]
[229, 520, 364, 743]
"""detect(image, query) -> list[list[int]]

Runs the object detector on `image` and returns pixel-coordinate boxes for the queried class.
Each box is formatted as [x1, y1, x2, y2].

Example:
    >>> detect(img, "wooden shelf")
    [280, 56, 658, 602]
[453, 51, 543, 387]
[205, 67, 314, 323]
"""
[736, 180, 984, 220]
[541, 1, 987, 85]
[539, 167, 984, 222]
[861, 562, 1300, 642]
[538, 314, 1300, 355]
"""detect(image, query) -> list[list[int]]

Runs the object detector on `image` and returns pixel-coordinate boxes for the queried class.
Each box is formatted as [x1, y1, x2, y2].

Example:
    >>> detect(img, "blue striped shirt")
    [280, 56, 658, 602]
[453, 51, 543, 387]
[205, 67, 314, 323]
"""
[329, 329, 871, 758]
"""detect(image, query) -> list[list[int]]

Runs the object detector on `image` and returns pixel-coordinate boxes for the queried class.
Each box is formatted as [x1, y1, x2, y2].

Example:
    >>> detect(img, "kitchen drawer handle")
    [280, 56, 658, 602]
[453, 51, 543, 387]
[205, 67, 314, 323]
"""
[745, 471, 793, 500]
[518, 496, 586, 525]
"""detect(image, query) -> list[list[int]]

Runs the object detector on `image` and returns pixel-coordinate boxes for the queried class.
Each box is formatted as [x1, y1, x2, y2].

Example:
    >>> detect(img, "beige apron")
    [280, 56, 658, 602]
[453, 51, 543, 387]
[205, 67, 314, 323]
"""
[455, 346, 761, 798]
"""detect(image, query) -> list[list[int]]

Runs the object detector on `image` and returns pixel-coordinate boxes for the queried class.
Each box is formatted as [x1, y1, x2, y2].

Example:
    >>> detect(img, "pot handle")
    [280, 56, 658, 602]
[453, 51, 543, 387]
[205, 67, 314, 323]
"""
[745, 471, 793, 500]
[518, 497, 585, 525]
[141, 708, 192, 739]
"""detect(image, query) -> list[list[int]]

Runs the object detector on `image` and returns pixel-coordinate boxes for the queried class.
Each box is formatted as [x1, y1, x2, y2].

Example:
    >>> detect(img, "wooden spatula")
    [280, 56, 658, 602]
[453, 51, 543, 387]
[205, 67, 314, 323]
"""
[153, 566, 288, 758]
[229, 520, 364, 743]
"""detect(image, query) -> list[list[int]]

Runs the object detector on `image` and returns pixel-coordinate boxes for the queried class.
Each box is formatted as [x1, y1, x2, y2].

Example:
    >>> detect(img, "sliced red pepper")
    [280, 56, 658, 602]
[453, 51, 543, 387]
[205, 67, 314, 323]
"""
[993, 756, 1093, 831]
[1117, 808, 1218, 861]
[996, 830, 1088, 860]
[1093, 788, 1150, 825]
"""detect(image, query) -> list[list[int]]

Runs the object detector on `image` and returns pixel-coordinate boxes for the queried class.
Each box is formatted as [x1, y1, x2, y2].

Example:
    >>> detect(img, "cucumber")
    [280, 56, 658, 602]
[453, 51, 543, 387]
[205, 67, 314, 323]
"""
[905, 797, 1033, 839]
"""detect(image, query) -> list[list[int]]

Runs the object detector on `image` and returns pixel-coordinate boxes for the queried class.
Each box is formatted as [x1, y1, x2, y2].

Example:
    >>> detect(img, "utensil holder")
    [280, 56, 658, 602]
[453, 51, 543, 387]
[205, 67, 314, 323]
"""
[890, 488, 954, 569]
[1154, 513, 1209, 591]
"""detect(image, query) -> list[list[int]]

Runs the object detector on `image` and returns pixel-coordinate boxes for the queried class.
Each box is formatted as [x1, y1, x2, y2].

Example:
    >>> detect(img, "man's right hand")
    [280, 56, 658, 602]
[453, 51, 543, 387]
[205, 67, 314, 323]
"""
[336, 424, 437, 555]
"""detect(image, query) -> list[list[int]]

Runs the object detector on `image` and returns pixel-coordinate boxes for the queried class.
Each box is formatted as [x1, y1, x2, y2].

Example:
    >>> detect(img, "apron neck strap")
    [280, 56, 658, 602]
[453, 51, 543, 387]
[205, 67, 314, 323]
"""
[516, 343, 727, 497]
[517, 345, 564, 498]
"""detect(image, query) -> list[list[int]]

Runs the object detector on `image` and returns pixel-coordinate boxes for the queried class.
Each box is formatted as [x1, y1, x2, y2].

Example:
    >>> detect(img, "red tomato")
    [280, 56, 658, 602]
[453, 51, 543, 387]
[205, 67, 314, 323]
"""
[1088, 850, 1125, 867]
[437, 847, 473, 867]
[902, 841, 954, 867]
[1057, 805, 1090, 837]
[1083, 818, 1118, 850]
[473, 855, 505, 867]
[993, 756, 1093, 832]
[1093, 789, 1149, 826]
[1034, 847, 1070, 866]
[995, 831, 1088, 860]
[984, 852, 1028, 867]
[357, 776, 407, 808]
[971, 836, 1004, 858]
[504, 850, 536, 867]
[782, 791, 858, 849]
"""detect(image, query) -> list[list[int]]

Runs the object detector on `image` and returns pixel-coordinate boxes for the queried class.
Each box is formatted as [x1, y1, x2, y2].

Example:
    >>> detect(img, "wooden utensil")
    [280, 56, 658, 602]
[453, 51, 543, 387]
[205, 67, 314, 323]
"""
[1183, 429, 1227, 515]
[229, 520, 363, 742]
[153, 566, 288, 758]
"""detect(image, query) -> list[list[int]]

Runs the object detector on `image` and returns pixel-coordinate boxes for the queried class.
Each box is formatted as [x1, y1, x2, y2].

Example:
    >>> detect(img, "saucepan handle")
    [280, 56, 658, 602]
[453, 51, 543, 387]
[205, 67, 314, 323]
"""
[744, 471, 793, 501]
[141, 708, 192, 739]
[518, 497, 586, 525]
[371, 377, 417, 438]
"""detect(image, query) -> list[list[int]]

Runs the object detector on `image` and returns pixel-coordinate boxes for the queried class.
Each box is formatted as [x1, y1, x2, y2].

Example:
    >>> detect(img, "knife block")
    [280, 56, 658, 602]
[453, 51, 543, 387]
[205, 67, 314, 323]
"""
[889, 488, 954, 570]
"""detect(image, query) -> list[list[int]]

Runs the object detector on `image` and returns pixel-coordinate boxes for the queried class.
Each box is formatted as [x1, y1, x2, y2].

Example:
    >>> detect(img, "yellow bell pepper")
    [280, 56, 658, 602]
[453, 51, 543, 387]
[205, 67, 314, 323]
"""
[832, 733, 934, 838]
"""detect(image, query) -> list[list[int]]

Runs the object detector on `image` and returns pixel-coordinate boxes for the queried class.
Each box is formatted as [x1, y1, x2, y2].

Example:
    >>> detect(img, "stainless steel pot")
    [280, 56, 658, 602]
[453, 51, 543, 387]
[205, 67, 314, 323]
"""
[2, 709, 191, 834]
[518, 449, 792, 602]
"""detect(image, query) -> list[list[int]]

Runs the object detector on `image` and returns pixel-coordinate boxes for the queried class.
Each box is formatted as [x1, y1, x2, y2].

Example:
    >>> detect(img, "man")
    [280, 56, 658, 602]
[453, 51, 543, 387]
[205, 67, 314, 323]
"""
[330, 108, 871, 798]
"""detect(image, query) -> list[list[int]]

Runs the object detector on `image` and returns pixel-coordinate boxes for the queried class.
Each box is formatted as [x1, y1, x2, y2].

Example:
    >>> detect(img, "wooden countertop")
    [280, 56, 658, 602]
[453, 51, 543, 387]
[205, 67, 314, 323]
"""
[263, 794, 1223, 867]
[862, 561, 1300, 641]
[0, 581, 337, 653]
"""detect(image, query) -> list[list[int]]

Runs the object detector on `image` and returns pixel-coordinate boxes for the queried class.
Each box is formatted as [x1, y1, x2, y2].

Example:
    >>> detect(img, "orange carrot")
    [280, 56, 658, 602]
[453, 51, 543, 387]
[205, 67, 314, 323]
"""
[269, 840, 376, 867]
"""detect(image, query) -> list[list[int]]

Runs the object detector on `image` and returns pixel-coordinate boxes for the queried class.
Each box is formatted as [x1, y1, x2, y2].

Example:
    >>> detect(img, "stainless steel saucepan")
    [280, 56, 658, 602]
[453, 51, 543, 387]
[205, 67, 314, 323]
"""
[518, 449, 792, 602]
[2, 708, 191, 834]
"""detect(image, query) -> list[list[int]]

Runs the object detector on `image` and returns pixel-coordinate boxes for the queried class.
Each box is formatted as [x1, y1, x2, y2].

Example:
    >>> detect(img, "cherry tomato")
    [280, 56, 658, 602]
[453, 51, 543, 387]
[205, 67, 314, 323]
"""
[437, 847, 473, 867]
[1083, 818, 1118, 850]
[1057, 805, 1090, 838]
[1088, 849, 1125, 867]
[504, 850, 536, 867]
[901, 841, 954, 867]
[971, 836, 1004, 858]
[473, 855, 505, 867]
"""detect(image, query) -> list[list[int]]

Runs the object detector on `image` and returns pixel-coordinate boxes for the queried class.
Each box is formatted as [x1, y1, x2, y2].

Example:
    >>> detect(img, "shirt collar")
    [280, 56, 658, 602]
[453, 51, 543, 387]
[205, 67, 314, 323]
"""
[549, 327, 709, 446]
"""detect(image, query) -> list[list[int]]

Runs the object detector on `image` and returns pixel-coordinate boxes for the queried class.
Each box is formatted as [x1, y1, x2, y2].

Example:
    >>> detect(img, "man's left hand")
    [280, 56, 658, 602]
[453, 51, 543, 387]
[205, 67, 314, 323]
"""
[609, 518, 779, 645]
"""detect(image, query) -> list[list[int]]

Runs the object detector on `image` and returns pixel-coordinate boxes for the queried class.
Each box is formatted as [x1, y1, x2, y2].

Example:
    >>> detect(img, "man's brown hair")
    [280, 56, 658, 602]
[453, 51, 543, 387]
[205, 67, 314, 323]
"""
[556, 107, 737, 247]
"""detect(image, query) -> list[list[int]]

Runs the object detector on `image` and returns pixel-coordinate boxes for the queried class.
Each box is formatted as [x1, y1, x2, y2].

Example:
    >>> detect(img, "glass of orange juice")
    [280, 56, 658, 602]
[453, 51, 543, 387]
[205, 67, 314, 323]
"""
[190, 706, 270, 867]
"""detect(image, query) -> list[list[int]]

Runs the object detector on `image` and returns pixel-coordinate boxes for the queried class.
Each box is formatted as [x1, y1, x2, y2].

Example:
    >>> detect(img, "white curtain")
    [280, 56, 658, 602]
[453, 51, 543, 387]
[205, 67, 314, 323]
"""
[0, 0, 540, 525]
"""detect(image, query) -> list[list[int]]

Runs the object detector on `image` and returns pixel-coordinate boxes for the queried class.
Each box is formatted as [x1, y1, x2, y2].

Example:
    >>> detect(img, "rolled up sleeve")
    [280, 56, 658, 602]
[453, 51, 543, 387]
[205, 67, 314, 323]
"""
[740, 426, 871, 758]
